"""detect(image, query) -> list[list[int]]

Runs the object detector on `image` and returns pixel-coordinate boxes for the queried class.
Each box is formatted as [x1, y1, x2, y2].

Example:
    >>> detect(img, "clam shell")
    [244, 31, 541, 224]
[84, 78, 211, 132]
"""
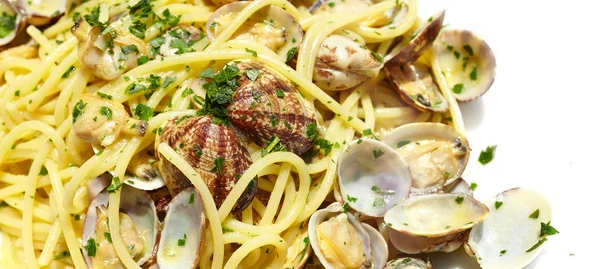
[337, 138, 412, 217]
[157, 115, 257, 213]
[442, 177, 473, 196]
[387, 10, 445, 65]
[227, 60, 317, 155]
[82, 185, 159, 267]
[13, 0, 66, 26]
[465, 188, 553, 269]
[0, 1, 25, 46]
[206, 2, 303, 60]
[433, 29, 496, 102]
[385, 62, 449, 113]
[308, 202, 388, 269]
[384, 193, 489, 254]
[381, 122, 470, 194]
[157, 187, 205, 269]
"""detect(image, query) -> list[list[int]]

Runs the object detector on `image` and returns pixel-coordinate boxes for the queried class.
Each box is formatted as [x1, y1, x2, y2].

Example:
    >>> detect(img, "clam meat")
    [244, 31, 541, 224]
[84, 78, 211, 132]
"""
[308, 202, 388, 269]
[313, 34, 383, 91]
[71, 94, 148, 147]
[385, 62, 449, 113]
[150, 24, 204, 58]
[156, 114, 257, 213]
[206, 2, 303, 60]
[382, 123, 469, 194]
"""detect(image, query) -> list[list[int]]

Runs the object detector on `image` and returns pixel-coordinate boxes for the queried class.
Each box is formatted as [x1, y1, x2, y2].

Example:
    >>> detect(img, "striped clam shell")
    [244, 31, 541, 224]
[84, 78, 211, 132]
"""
[227, 60, 316, 155]
[156, 115, 256, 213]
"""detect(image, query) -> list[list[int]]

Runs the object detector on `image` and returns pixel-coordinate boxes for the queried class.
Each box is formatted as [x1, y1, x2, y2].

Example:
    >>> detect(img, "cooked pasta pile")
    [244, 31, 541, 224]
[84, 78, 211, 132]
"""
[0, 0, 464, 268]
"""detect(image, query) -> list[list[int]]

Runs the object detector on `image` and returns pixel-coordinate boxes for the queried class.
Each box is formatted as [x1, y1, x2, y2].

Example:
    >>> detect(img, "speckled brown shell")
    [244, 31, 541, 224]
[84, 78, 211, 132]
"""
[227, 60, 316, 155]
[386, 10, 445, 66]
[156, 115, 256, 213]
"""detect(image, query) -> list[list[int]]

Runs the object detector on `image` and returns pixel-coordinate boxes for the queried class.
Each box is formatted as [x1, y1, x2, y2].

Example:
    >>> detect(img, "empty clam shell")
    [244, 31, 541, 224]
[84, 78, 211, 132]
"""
[156, 115, 257, 213]
[157, 187, 205, 269]
[387, 10, 445, 65]
[226, 60, 317, 155]
[382, 122, 469, 194]
[384, 257, 432, 269]
[385, 62, 449, 113]
[206, 2, 303, 60]
[337, 138, 412, 217]
[433, 29, 496, 102]
[308, 202, 388, 269]
[384, 193, 489, 254]
[465, 188, 553, 269]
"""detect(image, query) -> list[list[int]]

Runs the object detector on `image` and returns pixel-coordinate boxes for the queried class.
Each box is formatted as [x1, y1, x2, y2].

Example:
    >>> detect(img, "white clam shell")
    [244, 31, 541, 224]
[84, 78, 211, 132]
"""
[338, 138, 412, 217]
[384, 257, 432, 269]
[384, 193, 489, 254]
[157, 187, 205, 269]
[465, 188, 553, 269]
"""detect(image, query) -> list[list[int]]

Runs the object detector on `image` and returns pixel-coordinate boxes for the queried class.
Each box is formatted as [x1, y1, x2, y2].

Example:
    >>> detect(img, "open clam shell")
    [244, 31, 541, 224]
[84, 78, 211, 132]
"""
[385, 62, 449, 113]
[433, 29, 496, 102]
[384, 257, 432, 269]
[382, 122, 469, 194]
[384, 193, 489, 254]
[308, 202, 388, 269]
[206, 2, 303, 60]
[14, 0, 66, 26]
[337, 138, 412, 217]
[387, 10, 445, 66]
[82, 185, 159, 267]
[157, 187, 205, 269]
[465, 188, 553, 269]
[0, 1, 25, 46]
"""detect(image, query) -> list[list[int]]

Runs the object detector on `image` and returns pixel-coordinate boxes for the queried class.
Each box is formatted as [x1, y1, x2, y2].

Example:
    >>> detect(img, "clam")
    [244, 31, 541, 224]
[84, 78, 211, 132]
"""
[71, 93, 148, 147]
[71, 18, 149, 80]
[313, 34, 383, 91]
[384, 258, 432, 269]
[156, 114, 257, 213]
[384, 193, 489, 254]
[82, 185, 159, 268]
[225, 60, 317, 155]
[381, 123, 469, 194]
[150, 24, 204, 58]
[282, 222, 311, 269]
[465, 188, 554, 269]
[337, 138, 412, 217]
[308, 202, 388, 269]
[0, 1, 25, 46]
[13, 0, 66, 26]
[386, 11, 445, 65]
[432, 29, 496, 101]
[385, 62, 448, 113]
[206, 2, 303, 60]
[156, 187, 205, 269]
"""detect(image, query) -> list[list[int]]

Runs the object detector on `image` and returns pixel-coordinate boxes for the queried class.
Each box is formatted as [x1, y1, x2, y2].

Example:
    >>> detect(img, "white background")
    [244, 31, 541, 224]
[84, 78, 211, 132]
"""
[420, 0, 598, 268]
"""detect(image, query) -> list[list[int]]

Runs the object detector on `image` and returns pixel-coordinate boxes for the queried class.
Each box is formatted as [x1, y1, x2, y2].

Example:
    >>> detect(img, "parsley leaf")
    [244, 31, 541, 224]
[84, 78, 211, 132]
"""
[346, 195, 357, 203]
[495, 201, 503, 209]
[286, 47, 297, 62]
[526, 238, 547, 253]
[452, 83, 464, 94]
[540, 221, 559, 237]
[529, 209, 540, 219]
[455, 196, 464, 204]
[134, 104, 154, 121]
[478, 145, 497, 165]
[72, 100, 87, 123]
[107, 177, 122, 193]
[245, 68, 261, 81]
[245, 48, 257, 57]
[211, 156, 224, 174]
[99, 106, 112, 120]
[275, 89, 285, 99]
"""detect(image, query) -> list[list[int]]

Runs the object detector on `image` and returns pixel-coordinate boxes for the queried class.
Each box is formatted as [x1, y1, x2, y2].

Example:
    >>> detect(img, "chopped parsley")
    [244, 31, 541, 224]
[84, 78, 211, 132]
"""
[286, 47, 297, 62]
[495, 201, 503, 209]
[211, 156, 224, 174]
[104, 232, 113, 243]
[526, 238, 547, 253]
[62, 66, 76, 79]
[346, 195, 357, 203]
[96, 92, 113, 100]
[39, 165, 48, 176]
[275, 89, 285, 99]
[500, 250, 506, 256]
[245, 48, 258, 57]
[529, 209, 540, 219]
[121, 44, 139, 55]
[455, 196, 464, 204]
[362, 129, 373, 136]
[135, 104, 154, 121]
[372, 149, 384, 159]
[198, 64, 240, 121]
[470, 182, 478, 191]
[372, 197, 385, 208]
[328, 2, 335, 7]
[245, 68, 261, 81]
[72, 100, 87, 123]
[162, 76, 176, 88]
[199, 67, 215, 78]
[261, 136, 286, 157]
[470, 67, 478, 80]
[189, 193, 195, 204]
[304, 122, 333, 158]
[463, 44, 474, 56]
[137, 55, 149, 65]
[178, 234, 187, 246]
[99, 106, 113, 120]
[342, 202, 351, 212]
[0, 12, 17, 38]
[107, 176, 122, 193]
[371, 51, 384, 63]
[539, 221, 559, 237]
[396, 140, 411, 148]
[193, 145, 203, 157]
[53, 250, 70, 260]
[478, 145, 497, 165]
[452, 83, 464, 94]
